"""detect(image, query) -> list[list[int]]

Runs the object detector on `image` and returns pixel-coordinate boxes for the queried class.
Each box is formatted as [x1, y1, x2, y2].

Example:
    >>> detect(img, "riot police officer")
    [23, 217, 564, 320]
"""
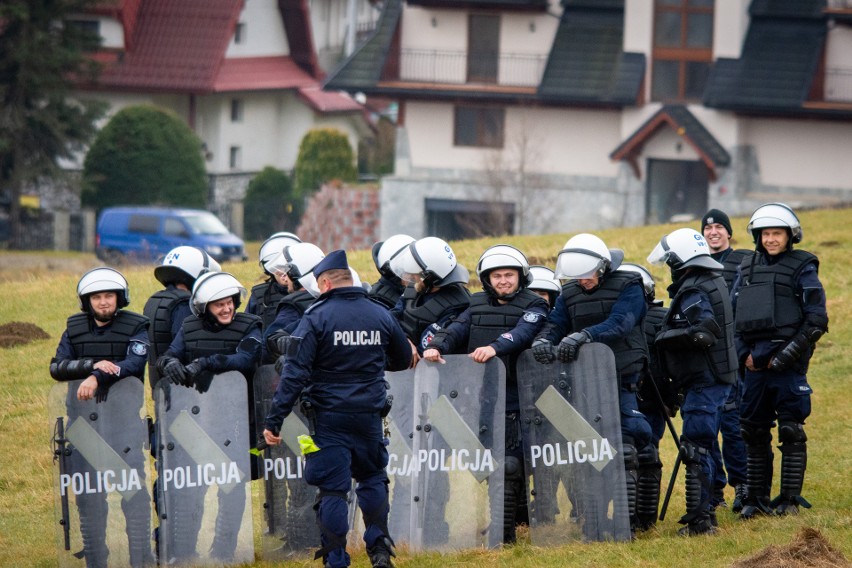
[527, 265, 561, 310]
[620, 262, 668, 531]
[246, 231, 302, 328]
[156, 271, 262, 561]
[423, 245, 549, 544]
[262, 242, 325, 363]
[731, 203, 828, 518]
[50, 267, 153, 567]
[532, 233, 653, 533]
[144, 246, 220, 392]
[648, 229, 737, 536]
[369, 234, 415, 309]
[263, 250, 412, 568]
[389, 236, 471, 364]
[701, 209, 750, 512]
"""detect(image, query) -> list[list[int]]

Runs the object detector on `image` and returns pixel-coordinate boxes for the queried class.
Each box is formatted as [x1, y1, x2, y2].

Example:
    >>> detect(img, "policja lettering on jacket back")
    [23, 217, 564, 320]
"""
[334, 329, 382, 345]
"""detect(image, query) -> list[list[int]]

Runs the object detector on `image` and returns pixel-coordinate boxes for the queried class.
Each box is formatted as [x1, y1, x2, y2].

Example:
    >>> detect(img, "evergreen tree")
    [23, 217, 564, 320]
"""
[0, 0, 106, 248]
[293, 128, 357, 196]
[82, 105, 207, 210]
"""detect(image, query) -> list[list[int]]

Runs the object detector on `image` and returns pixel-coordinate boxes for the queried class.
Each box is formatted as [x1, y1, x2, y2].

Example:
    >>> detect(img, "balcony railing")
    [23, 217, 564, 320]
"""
[395, 49, 548, 88]
[825, 68, 852, 102]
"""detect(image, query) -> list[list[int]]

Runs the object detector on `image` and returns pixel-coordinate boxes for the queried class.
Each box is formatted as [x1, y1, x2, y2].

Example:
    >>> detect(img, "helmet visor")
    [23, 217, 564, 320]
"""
[555, 250, 606, 279]
[646, 240, 670, 266]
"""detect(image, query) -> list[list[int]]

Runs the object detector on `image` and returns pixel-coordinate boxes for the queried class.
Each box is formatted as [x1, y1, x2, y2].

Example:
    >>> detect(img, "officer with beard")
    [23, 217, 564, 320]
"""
[648, 229, 737, 536]
[263, 250, 412, 568]
[731, 203, 828, 518]
[423, 245, 549, 544]
[246, 232, 302, 328]
[532, 233, 653, 534]
[389, 237, 471, 365]
[50, 267, 153, 567]
[156, 271, 262, 562]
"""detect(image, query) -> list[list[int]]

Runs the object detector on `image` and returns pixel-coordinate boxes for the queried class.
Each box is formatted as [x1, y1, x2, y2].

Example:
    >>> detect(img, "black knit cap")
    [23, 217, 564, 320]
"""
[701, 209, 733, 237]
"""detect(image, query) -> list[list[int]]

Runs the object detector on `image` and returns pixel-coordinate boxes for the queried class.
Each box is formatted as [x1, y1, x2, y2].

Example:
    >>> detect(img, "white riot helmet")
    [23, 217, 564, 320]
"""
[154, 246, 221, 288]
[190, 271, 247, 316]
[266, 242, 325, 291]
[258, 232, 302, 272]
[746, 202, 802, 248]
[77, 267, 130, 311]
[555, 234, 624, 279]
[372, 234, 415, 280]
[528, 265, 561, 307]
[476, 244, 531, 299]
[390, 236, 469, 288]
[619, 263, 656, 301]
[647, 228, 723, 272]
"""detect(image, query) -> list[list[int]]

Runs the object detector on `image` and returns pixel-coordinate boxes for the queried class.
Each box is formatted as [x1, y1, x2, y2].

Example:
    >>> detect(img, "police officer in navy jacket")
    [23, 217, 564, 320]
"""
[263, 250, 411, 568]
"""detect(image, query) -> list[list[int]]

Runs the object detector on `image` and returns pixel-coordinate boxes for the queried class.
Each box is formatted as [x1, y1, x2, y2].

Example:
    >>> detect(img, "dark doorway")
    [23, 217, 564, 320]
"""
[468, 14, 500, 84]
[426, 198, 515, 241]
[646, 159, 708, 224]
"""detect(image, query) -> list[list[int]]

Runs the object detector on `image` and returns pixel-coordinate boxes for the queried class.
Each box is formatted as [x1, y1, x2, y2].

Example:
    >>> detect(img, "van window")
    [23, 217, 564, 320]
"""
[128, 215, 160, 234]
[184, 212, 230, 236]
[164, 217, 190, 238]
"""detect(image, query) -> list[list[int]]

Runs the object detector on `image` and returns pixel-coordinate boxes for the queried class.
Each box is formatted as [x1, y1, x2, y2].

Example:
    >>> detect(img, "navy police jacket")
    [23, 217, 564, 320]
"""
[54, 312, 149, 381]
[163, 317, 262, 377]
[265, 286, 412, 433]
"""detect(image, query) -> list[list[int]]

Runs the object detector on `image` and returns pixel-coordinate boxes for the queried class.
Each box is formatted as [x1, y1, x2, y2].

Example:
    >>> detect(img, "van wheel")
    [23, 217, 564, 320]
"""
[101, 249, 126, 266]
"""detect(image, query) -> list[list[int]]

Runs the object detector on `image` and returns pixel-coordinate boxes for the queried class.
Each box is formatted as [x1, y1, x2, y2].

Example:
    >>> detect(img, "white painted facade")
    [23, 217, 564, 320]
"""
[378, 1, 852, 239]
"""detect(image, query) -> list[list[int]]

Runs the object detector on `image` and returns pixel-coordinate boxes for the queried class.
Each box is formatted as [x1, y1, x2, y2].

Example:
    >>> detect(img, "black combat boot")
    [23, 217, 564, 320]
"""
[367, 536, 395, 568]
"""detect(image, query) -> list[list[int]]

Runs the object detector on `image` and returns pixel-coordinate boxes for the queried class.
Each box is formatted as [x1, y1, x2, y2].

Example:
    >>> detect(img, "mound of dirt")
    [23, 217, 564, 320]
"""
[0, 321, 51, 348]
[732, 527, 851, 568]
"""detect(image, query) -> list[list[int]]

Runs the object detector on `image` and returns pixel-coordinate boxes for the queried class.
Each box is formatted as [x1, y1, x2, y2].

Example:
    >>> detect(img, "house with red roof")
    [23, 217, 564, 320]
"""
[69, 0, 374, 229]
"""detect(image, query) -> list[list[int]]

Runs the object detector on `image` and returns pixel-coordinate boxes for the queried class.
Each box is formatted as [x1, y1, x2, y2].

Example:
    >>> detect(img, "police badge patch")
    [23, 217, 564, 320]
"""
[523, 312, 540, 323]
[131, 342, 148, 356]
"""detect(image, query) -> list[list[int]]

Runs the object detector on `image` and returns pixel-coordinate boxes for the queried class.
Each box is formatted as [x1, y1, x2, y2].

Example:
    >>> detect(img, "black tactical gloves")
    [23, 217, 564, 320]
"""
[532, 338, 555, 364]
[557, 330, 591, 362]
[769, 334, 809, 372]
[160, 357, 187, 386]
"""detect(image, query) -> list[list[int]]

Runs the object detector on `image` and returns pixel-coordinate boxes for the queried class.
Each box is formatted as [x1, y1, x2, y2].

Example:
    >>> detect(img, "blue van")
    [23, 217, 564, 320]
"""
[96, 206, 247, 263]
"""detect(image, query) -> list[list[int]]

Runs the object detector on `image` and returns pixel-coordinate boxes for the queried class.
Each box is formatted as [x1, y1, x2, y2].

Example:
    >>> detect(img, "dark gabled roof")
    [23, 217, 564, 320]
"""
[406, 0, 547, 9]
[610, 105, 730, 178]
[749, 0, 826, 19]
[537, 5, 644, 105]
[703, 3, 844, 116]
[323, 0, 402, 91]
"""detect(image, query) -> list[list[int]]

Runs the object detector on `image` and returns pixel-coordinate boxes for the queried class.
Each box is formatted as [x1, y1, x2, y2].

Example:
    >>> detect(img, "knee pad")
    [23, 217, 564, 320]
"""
[740, 422, 772, 446]
[778, 422, 807, 445]
[504, 456, 523, 482]
[637, 444, 660, 468]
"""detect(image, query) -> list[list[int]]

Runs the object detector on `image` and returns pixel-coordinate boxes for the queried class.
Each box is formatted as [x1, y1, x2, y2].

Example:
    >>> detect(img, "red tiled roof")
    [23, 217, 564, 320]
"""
[213, 56, 316, 92]
[97, 0, 242, 92]
[297, 86, 364, 113]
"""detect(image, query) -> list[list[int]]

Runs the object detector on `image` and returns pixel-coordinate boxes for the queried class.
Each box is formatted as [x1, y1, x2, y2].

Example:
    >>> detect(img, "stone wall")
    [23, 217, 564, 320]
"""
[296, 182, 381, 252]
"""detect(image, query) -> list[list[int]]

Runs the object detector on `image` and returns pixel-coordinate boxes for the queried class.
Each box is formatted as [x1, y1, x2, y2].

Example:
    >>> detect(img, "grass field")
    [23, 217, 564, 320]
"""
[0, 207, 850, 567]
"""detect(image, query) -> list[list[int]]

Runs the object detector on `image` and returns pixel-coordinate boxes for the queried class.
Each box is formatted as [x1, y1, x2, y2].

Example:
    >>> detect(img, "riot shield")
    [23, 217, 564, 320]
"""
[409, 356, 506, 551]
[155, 371, 253, 566]
[49, 377, 154, 568]
[252, 364, 319, 560]
[517, 344, 631, 543]
[383, 367, 417, 546]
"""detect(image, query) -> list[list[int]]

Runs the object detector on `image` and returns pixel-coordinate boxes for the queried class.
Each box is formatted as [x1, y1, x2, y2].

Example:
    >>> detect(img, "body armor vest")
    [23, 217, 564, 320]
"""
[369, 278, 404, 310]
[143, 288, 190, 360]
[400, 284, 470, 343]
[250, 281, 288, 328]
[735, 250, 817, 342]
[183, 313, 261, 360]
[717, 249, 753, 290]
[67, 311, 148, 362]
[560, 271, 647, 377]
[662, 272, 737, 386]
[274, 289, 315, 319]
[643, 304, 668, 380]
